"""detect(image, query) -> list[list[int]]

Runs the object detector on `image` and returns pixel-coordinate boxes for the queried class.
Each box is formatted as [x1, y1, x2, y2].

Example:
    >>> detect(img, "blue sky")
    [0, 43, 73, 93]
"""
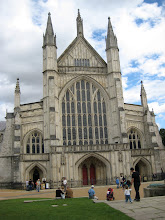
[0, 0, 165, 129]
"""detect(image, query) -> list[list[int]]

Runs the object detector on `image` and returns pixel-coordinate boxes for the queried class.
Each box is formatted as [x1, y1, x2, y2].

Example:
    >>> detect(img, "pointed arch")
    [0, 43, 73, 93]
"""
[75, 152, 111, 168]
[76, 153, 111, 177]
[25, 162, 47, 181]
[23, 128, 43, 145]
[59, 77, 109, 146]
[133, 157, 152, 177]
[59, 75, 110, 102]
[23, 129, 44, 154]
[127, 126, 144, 149]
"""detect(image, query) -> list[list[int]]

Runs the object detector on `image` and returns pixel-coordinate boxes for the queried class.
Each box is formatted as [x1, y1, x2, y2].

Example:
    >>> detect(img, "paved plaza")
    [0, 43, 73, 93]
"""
[95, 196, 165, 220]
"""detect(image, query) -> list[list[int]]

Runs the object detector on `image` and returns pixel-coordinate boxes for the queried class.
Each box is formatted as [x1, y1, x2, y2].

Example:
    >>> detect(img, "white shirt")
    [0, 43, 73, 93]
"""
[63, 179, 67, 185]
[124, 189, 132, 196]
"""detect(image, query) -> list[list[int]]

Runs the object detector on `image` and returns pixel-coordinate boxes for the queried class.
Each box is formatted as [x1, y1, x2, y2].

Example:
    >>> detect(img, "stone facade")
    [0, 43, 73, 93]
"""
[0, 11, 164, 189]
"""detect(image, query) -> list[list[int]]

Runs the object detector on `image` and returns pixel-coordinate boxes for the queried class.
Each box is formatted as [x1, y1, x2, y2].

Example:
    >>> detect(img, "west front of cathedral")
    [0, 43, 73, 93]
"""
[0, 11, 165, 188]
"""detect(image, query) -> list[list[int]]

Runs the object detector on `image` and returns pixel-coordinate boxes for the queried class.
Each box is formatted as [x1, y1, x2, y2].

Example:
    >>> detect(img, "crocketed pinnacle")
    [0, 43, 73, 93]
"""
[43, 12, 56, 47]
[76, 9, 84, 37]
[140, 81, 148, 108]
[15, 78, 20, 93]
[106, 17, 118, 50]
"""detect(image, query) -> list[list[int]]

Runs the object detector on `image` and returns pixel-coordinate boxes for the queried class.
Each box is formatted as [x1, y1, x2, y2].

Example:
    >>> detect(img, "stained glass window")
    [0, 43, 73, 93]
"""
[62, 81, 108, 145]
[26, 132, 44, 154]
[128, 129, 142, 150]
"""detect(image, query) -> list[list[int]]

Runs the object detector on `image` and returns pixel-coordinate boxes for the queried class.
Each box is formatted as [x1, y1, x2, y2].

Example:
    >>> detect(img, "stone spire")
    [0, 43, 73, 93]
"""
[76, 9, 84, 37]
[140, 81, 148, 109]
[14, 78, 20, 110]
[106, 17, 118, 50]
[15, 78, 20, 93]
[43, 12, 56, 47]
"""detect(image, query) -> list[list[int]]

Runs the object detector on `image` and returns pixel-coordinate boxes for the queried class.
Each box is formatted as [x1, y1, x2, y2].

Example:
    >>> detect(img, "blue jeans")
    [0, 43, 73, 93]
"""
[125, 195, 132, 202]
[36, 185, 40, 192]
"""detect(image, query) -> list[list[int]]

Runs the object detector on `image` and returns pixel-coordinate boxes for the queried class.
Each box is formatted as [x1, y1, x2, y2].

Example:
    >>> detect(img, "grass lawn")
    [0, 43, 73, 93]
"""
[0, 198, 133, 220]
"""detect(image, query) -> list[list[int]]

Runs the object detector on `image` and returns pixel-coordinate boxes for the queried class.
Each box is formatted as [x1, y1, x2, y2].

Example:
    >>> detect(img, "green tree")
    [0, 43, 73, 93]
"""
[159, 128, 165, 146]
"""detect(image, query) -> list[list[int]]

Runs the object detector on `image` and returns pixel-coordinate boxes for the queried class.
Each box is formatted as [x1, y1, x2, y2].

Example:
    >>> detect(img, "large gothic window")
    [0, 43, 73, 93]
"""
[128, 129, 141, 149]
[26, 131, 44, 154]
[62, 80, 108, 146]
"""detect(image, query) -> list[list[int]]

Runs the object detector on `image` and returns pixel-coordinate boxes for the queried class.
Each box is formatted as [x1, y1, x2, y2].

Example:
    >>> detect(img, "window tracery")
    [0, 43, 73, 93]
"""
[62, 80, 108, 146]
[26, 131, 44, 154]
[75, 59, 90, 67]
[128, 129, 141, 149]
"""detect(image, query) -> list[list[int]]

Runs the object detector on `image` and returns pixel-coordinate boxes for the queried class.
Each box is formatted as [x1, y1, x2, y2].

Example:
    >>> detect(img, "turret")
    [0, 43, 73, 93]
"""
[140, 81, 148, 110]
[43, 12, 60, 155]
[106, 17, 120, 73]
[43, 12, 57, 72]
[105, 17, 127, 144]
[14, 78, 20, 111]
[76, 9, 84, 37]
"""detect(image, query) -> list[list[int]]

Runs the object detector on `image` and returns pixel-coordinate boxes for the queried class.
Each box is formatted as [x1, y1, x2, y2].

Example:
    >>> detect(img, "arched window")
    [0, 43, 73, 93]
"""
[26, 131, 44, 154]
[128, 129, 141, 149]
[61, 80, 108, 145]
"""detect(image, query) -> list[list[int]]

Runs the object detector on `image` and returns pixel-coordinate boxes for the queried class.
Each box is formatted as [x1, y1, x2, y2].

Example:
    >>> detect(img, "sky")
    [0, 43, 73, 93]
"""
[0, 0, 165, 129]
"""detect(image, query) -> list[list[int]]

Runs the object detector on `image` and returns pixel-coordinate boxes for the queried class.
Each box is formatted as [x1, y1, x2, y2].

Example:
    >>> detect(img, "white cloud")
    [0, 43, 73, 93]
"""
[133, 2, 162, 20]
[0, 0, 165, 128]
[148, 102, 165, 114]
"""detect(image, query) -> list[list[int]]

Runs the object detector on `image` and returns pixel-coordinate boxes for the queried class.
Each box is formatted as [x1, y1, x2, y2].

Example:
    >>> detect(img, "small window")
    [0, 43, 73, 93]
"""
[37, 144, 40, 153]
[32, 144, 35, 153]
[42, 144, 44, 153]
[84, 127, 88, 139]
[72, 115, 75, 126]
[83, 115, 87, 126]
[68, 128, 71, 140]
[63, 128, 66, 140]
[78, 115, 82, 126]
[67, 115, 70, 126]
[26, 144, 30, 153]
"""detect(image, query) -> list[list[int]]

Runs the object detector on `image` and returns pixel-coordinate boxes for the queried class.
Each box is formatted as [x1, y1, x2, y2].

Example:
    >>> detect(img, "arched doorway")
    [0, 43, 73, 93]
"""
[33, 169, 40, 186]
[79, 156, 106, 185]
[134, 158, 152, 180]
[29, 166, 43, 187]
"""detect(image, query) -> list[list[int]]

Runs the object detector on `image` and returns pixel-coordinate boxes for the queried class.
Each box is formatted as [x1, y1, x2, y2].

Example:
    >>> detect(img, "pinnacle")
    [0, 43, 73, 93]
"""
[76, 9, 84, 37]
[43, 12, 56, 46]
[15, 78, 20, 93]
[106, 16, 118, 50]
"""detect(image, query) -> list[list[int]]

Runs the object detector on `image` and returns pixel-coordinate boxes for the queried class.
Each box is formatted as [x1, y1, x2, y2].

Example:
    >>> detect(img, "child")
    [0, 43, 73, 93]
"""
[124, 185, 132, 203]
[107, 188, 115, 201]
[116, 177, 120, 189]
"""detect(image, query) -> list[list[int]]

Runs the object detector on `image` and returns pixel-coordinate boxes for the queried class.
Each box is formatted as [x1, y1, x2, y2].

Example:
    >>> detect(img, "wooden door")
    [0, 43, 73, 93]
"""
[90, 164, 96, 185]
[82, 165, 88, 185]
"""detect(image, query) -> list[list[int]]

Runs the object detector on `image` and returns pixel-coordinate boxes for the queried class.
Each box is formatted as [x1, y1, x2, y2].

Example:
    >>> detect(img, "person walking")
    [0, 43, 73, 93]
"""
[120, 175, 123, 187]
[63, 177, 67, 192]
[130, 167, 141, 201]
[124, 185, 132, 203]
[116, 177, 120, 189]
[29, 179, 32, 191]
[36, 179, 41, 192]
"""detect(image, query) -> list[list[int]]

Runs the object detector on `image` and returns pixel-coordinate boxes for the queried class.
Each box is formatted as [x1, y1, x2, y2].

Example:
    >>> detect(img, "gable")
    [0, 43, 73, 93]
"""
[58, 37, 107, 68]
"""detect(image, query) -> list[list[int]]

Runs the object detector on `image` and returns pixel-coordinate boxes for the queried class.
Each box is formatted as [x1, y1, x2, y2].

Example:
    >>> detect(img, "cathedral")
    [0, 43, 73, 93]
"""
[0, 10, 164, 188]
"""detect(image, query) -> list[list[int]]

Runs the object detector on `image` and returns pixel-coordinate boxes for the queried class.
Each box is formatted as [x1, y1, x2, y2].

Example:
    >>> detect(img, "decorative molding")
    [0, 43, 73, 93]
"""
[49, 107, 55, 112]
[15, 125, 20, 130]
[14, 136, 20, 141]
